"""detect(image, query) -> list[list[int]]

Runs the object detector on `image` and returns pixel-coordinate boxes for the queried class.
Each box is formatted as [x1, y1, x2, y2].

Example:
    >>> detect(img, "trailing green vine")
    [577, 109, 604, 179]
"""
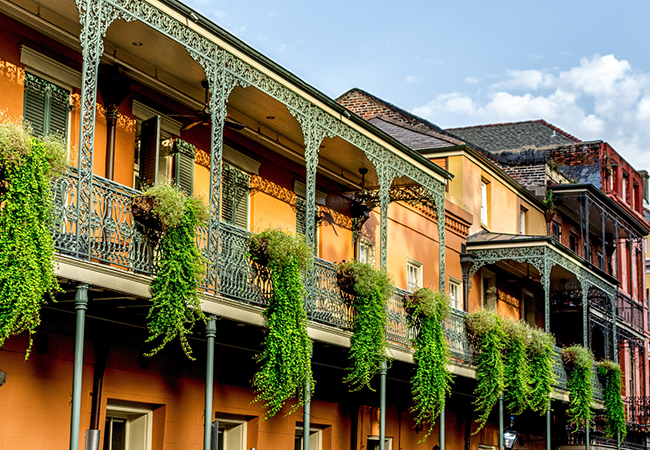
[562, 345, 595, 430]
[140, 185, 208, 359]
[337, 260, 392, 392]
[0, 115, 67, 358]
[249, 229, 314, 418]
[404, 288, 453, 442]
[527, 327, 556, 415]
[466, 310, 504, 433]
[597, 360, 626, 439]
[501, 319, 531, 416]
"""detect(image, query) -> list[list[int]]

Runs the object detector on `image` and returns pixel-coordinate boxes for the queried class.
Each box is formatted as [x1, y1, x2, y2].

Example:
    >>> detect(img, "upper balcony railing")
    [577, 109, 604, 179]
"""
[617, 291, 645, 333]
[52, 171, 604, 398]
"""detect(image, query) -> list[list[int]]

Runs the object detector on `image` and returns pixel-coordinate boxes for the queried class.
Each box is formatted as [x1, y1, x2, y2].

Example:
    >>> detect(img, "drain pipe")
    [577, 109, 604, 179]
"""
[204, 315, 217, 450]
[85, 339, 110, 450]
[70, 284, 90, 450]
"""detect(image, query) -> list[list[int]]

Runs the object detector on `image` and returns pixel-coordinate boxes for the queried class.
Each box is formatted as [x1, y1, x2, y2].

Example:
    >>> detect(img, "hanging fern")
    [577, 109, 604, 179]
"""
[0, 116, 67, 358]
[466, 310, 505, 433]
[562, 345, 594, 430]
[405, 288, 453, 442]
[143, 186, 208, 359]
[249, 229, 314, 418]
[501, 319, 531, 416]
[338, 260, 392, 392]
[597, 360, 626, 439]
[527, 327, 556, 415]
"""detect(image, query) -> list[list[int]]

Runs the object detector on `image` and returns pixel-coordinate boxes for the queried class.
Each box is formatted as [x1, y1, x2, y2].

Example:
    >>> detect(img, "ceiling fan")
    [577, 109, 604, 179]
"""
[169, 80, 245, 131]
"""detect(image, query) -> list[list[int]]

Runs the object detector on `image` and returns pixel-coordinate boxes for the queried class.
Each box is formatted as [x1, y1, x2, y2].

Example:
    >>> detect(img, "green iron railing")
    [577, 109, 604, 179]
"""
[50, 173, 603, 399]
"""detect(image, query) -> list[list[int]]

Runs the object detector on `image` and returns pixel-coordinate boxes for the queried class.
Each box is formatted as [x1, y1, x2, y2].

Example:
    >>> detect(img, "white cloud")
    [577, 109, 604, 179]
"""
[413, 54, 650, 170]
[465, 77, 479, 84]
[406, 75, 422, 85]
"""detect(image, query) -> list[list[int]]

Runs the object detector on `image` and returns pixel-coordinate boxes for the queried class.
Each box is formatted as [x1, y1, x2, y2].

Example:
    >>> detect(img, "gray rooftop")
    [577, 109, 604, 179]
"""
[368, 116, 464, 150]
[446, 120, 580, 152]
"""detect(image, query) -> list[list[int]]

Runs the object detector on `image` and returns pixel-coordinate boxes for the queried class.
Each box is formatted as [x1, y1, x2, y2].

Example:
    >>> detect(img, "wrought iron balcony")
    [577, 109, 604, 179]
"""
[51, 171, 604, 399]
[617, 291, 645, 333]
[624, 396, 650, 427]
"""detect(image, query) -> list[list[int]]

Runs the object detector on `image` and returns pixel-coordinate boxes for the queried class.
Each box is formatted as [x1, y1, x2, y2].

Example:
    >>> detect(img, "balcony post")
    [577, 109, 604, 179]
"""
[435, 192, 446, 292]
[498, 393, 504, 450]
[379, 359, 387, 450]
[204, 315, 217, 450]
[543, 260, 551, 333]
[586, 423, 590, 450]
[582, 283, 589, 347]
[75, 0, 121, 259]
[440, 405, 445, 450]
[585, 196, 590, 261]
[303, 376, 311, 450]
[546, 400, 551, 450]
[69, 283, 90, 450]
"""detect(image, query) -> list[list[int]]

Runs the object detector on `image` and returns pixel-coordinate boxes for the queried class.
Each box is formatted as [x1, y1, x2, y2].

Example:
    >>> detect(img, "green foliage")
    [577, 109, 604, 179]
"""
[501, 319, 531, 416]
[338, 260, 392, 391]
[249, 227, 313, 271]
[0, 117, 64, 357]
[527, 327, 556, 415]
[252, 258, 314, 418]
[405, 288, 453, 442]
[248, 229, 314, 418]
[597, 360, 626, 439]
[562, 345, 594, 429]
[145, 196, 207, 359]
[143, 184, 209, 232]
[466, 310, 504, 433]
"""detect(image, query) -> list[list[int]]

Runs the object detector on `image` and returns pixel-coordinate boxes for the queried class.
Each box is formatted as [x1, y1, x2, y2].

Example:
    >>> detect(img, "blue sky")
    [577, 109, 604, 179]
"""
[184, 0, 650, 170]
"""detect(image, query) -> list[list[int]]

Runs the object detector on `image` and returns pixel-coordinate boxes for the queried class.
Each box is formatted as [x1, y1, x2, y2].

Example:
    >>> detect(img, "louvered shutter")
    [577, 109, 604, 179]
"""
[296, 197, 306, 236]
[139, 116, 160, 188]
[173, 139, 195, 195]
[221, 164, 249, 229]
[48, 88, 69, 138]
[23, 73, 47, 138]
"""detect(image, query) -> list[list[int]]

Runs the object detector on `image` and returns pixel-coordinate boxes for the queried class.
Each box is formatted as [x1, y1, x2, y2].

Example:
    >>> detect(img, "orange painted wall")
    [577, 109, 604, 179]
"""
[0, 19, 24, 118]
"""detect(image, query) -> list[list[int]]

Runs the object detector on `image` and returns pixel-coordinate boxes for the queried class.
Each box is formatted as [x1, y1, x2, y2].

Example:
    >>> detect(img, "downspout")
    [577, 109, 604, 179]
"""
[70, 284, 90, 450]
[104, 106, 118, 180]
[85, 339, 110, 450]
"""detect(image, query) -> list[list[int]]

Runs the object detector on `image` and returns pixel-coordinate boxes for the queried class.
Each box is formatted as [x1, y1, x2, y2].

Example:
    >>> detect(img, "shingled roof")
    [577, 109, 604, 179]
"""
[367, 115, 464, 150]
[446, 120, 580, 152]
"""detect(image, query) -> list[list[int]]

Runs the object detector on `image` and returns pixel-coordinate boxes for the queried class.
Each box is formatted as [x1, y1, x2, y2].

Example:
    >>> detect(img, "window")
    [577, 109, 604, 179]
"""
[222, 163, 250, 230]
[407, 259, 423, 292]
[519, 208, 527, 235]
[552, 221, 561, 241]
[367, 436, 393, 450]
[569, 231, 578, 253]
[23, 72, 70, 140]
[103, 403, 153, 450]
[294, 426, 322, 450]
[357, 237, 375, 265]
[482, 269, 496, 311]
[623, 172, 629, 203]
[480, 180, 489, 226]
[449, 277, 462, 310]
[214, 417, 247, 450]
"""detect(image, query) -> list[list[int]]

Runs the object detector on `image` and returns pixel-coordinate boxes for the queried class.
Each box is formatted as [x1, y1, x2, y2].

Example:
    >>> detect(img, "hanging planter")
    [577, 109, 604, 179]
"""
[0, 115, 68, 358]
[138, 184, 209, 360]
[336, 260, 393, 391]
[248, 228, 314, 418]
[501, 319, 532, 416]
[405, 288, 453, 442]
[597, 360, 626, 439]
[527, 327, 556, 415]
[131, 195, 162, 232]
[336, 262, 358, 298]
[562, 345, 595, 430]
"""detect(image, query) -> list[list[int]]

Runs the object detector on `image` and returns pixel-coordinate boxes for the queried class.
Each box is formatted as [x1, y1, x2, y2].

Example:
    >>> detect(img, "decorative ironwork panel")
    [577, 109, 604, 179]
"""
[386, 288, 410, 346]
[617, 290, 645, 332]
[218, 223, 271, 306]
[443, 309, 475, 365]
[469, 246, 547, 280]
[552, 346, 568, 391]
[311, 258, 353, 329]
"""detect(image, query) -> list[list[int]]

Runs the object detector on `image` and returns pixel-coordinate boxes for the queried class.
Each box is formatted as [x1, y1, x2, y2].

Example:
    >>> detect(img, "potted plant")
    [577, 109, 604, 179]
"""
[138, 184, 209, 359]
[405, 288, 453, 441]
[248, 228, 314, 418]
[0, 114, 68, 357]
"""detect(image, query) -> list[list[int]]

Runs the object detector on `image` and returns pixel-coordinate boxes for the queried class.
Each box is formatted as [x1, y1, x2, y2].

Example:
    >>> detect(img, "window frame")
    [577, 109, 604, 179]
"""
[449, 276, 463, 311]
[480, 179, 489, 227]
[356, 237, 376, 265]
[519, 207, 527, 235]
[104, 402, 154, 450]
[406, 258, 423, 292]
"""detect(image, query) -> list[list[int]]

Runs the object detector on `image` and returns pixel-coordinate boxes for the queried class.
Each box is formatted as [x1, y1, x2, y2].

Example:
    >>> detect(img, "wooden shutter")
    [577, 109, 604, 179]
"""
[221, 164, 249, 229]
[23, 72, 47, 138]
[296, 197, 306, 236]
[173, 139, 195, 195]
[139, 116, 160, 188]
[48, 87, 69, 138]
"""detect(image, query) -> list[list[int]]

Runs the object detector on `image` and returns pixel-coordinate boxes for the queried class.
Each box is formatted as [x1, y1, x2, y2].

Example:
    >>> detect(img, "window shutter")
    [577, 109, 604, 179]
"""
[221, 164, 249, 229]
[173, 138, 195, 195]
[296, 197, 306, 237]
[23, 72, 47, 138]
[48, 87, 69, 138]
[139, 116, 161, 188]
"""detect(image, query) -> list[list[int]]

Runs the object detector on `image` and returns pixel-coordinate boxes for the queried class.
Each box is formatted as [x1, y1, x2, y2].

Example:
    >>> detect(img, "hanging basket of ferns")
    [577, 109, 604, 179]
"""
[131, 195, 163, 232]
[336, 262, 358, 298]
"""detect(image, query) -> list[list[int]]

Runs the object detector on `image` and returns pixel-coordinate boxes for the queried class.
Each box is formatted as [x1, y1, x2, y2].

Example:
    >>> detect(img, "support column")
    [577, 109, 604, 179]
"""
[586, 424, 590, 450]
[303, 378, 311, 450]
[204, 315, 217, 450]
[582, 282, 589, 347]
[379, 359, 387, 450]
[585, 196, 590, 261]
[498, 394, 504, 450]
[546, 401, 551, 450]
[70, 284, 90, 450]
[435, 191, 446, 292]
[440, 405, 445, 450]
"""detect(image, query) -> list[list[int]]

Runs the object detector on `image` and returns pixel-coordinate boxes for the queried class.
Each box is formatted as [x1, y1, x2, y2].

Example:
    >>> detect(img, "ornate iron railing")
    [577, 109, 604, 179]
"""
[49, 174, 606, 400]
[624, 396, 650, 426]
[617, 291, 645, 332]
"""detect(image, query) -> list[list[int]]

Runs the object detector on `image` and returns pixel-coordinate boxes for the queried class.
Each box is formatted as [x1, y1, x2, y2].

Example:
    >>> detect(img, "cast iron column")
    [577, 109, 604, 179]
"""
[70, 284, 90, 450]
[303, 378, 311, 450]
[204, 315, 217, 450]
[498, 394, 504, 450]
[440, 405, 445, 450]
[379, 359, 387, 450]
